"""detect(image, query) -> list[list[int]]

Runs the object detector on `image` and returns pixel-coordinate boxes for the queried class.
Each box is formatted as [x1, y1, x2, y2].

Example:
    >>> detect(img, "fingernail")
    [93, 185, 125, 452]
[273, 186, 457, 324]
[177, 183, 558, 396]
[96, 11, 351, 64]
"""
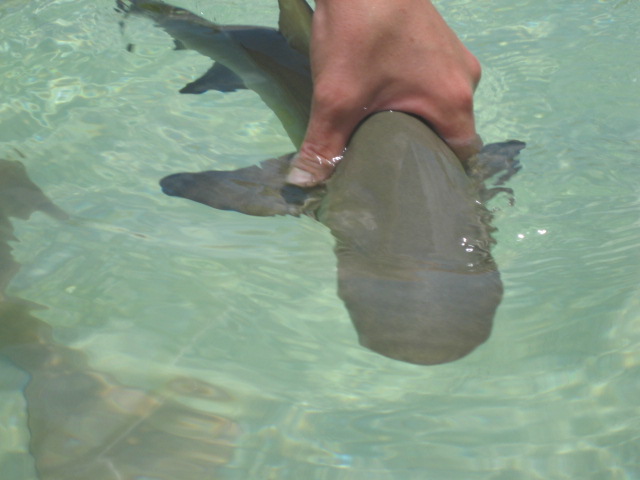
[287, 167, 316, 186]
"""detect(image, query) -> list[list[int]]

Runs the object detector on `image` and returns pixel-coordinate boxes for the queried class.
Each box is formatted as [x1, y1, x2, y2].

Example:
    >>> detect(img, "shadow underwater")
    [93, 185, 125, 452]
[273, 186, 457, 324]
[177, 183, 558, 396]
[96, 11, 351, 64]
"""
[0, 158, 239, 480]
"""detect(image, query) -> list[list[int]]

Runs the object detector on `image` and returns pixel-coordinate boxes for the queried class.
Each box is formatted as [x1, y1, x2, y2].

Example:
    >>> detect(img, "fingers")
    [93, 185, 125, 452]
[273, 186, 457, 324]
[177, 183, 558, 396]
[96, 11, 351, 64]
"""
[443, 134, 484, 164]
[415, 76, 483, 163]
[287, 122, 348, 187]
[287, 102, 482, 187]
[429, 107, 483, 163]
[287, 84, 364, 187]
[286, 0, 484, 186]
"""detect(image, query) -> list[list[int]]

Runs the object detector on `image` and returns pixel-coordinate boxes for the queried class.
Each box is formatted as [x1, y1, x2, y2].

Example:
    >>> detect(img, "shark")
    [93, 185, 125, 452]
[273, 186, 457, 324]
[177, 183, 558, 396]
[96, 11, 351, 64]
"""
[118, 0, 525, 365]
[0, 158, 240, 479]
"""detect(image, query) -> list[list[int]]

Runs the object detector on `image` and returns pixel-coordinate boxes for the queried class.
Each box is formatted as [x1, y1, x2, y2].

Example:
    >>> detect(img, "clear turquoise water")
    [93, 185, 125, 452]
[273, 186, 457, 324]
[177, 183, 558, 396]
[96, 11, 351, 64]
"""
[1, 0, 639, 479]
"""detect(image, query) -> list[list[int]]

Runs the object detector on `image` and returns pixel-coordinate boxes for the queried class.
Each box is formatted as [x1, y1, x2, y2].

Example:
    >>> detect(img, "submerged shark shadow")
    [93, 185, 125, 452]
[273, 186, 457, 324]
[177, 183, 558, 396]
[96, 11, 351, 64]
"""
[0, 158, 239, 480]
[120, 0, 526, 365]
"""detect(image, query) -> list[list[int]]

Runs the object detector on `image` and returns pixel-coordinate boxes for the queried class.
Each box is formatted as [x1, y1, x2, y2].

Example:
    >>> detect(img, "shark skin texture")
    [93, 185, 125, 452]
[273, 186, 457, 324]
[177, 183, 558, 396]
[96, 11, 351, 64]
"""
[119, 0, 525, 365]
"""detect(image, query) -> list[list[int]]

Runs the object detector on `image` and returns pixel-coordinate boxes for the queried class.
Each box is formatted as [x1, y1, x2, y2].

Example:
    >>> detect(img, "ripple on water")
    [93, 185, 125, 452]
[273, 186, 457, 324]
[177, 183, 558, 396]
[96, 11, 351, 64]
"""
[1, 0, 639, 479]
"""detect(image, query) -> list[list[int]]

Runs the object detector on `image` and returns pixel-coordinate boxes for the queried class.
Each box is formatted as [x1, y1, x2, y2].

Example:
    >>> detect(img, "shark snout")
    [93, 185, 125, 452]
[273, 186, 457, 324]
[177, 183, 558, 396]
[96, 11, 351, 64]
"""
[160, 173, 195, 198]
[338, 266, 502, 365]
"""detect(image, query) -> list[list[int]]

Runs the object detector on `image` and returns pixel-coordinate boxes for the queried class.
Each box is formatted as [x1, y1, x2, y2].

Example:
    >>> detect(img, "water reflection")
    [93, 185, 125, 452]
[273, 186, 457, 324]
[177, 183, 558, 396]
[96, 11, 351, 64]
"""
[0, 158, 240, 479]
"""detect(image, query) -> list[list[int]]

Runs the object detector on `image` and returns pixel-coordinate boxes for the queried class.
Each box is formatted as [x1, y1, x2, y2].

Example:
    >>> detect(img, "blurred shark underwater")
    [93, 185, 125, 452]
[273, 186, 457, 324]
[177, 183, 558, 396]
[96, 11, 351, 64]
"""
[117, 0, 525, 365]
[0, 158, 239, 480]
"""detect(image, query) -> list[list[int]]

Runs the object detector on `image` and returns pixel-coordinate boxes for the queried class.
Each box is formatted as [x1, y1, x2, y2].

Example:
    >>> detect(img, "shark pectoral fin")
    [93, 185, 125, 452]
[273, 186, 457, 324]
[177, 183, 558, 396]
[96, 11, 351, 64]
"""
[468, 140, 526, 185]
[465, 139, 526, 204]
[160, 154, 325, 217]
[179, 62, 247, 94]
[481, 139, 527, 159]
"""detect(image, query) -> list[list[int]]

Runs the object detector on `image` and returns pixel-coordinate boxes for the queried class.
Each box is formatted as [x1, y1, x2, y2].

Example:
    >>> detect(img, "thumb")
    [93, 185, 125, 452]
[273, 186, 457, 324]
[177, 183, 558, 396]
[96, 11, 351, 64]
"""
[287, 101, 361, 187]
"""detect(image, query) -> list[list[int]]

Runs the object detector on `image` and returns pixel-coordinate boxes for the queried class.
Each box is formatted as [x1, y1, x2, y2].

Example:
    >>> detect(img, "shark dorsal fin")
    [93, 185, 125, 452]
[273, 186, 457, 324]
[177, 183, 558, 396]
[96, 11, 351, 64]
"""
[278, 0, 313, 57]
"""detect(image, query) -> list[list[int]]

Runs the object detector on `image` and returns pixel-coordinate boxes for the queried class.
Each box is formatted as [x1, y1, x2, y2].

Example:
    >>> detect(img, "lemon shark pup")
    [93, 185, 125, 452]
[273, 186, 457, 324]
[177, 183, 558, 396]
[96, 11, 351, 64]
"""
[119, 0, 525, 365]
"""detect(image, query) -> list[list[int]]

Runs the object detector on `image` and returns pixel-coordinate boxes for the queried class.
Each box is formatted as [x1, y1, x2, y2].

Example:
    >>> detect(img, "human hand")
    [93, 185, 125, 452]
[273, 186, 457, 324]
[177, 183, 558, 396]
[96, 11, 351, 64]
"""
[287, 0, 483, 187]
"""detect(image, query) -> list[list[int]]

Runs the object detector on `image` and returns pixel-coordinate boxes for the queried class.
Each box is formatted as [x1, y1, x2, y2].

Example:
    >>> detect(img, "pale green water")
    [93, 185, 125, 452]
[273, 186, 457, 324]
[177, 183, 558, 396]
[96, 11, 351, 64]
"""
[1, 0, 639, 479]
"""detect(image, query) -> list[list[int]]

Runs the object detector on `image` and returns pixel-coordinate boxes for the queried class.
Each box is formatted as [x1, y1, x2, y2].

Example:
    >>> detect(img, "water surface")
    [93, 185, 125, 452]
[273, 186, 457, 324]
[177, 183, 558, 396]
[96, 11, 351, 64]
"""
[1, 0, 639, 479]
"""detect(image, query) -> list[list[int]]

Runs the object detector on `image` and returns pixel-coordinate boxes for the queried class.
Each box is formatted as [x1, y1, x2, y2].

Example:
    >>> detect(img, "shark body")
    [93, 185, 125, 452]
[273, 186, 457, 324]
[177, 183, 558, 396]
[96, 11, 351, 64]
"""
[0, 159, 240, 479]
[120, 0, 525, 364]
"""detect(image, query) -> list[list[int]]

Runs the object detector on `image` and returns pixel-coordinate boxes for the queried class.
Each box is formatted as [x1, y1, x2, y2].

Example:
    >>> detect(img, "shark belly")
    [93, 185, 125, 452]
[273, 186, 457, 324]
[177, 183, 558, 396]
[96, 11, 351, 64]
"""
[318, 112, 502, 365]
